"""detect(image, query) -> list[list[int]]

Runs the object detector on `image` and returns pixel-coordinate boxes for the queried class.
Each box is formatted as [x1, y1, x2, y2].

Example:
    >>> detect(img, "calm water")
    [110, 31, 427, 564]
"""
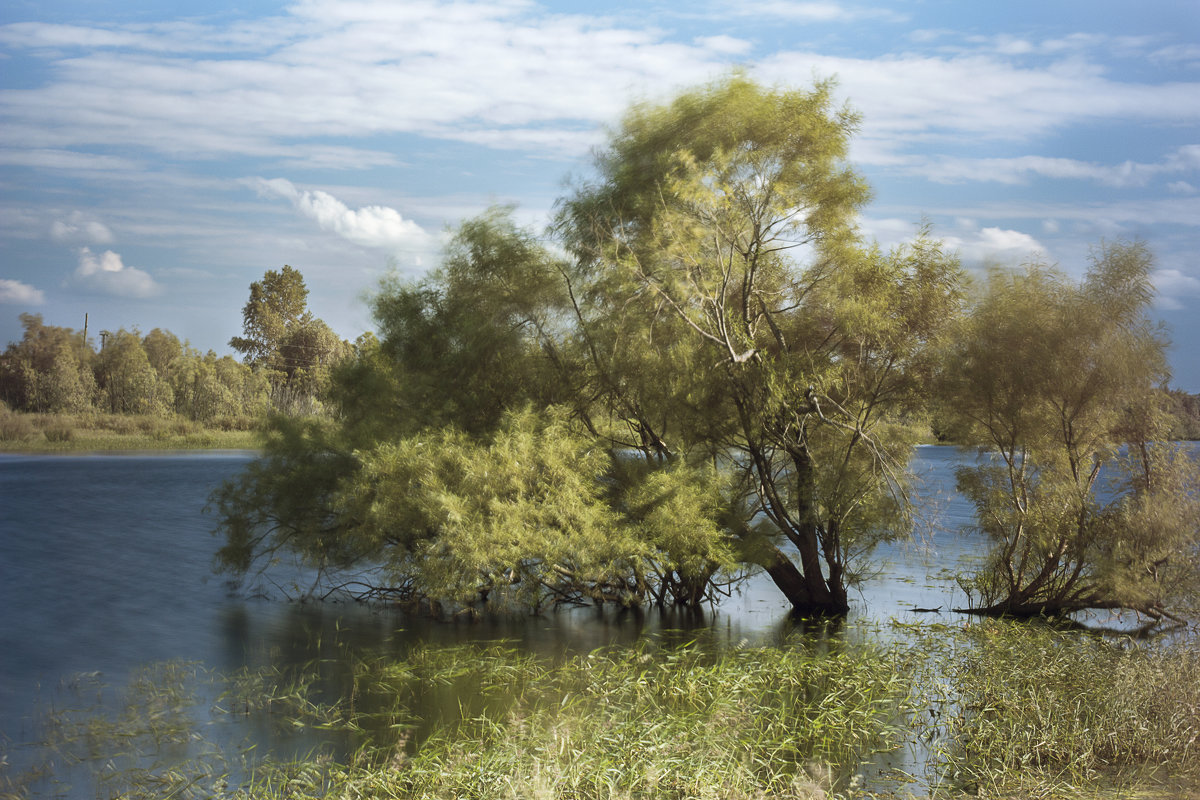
[0, 446, 997, 793]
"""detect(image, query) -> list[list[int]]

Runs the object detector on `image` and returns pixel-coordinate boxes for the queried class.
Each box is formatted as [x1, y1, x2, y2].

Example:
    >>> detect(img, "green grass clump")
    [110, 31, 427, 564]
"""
[928, 620, 1200, 797]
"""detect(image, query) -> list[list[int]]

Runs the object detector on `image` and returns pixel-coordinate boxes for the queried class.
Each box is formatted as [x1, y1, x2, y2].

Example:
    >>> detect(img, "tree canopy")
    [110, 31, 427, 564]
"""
[230, 265, 349, 414]
[214, 76, 969, 615]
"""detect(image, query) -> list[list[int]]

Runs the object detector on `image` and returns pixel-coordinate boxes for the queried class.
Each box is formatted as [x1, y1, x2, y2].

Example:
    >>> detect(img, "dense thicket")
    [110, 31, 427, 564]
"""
[214, 79, 1198, 621]
[0, 313, 268, 422]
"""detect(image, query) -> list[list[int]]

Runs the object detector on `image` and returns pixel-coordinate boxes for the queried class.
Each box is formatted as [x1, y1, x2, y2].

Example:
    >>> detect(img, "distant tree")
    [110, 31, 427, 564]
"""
[230, 265, 310, 369]
[938, 241, 1200, 622]
[1163, 389, 1200, 440]
[97, 329, 164, 415]
[230, 265, 347, 413]
[143, 328, 182, 378]
[40, 345, 95, 413]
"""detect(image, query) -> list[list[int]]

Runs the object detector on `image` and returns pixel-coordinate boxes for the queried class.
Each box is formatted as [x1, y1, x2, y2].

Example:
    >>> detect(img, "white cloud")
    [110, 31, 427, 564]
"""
[885, 146, 1200, 188]
[51, 211, 114, 244]
[759, 50, 1200, 157]
[717, 1, 905, 22]
[0, 278, 45, 305]
[1153, 268, 1200, 311]
[74, 247, 161, 297]
[253, 177, 432, 251]
[938, 226, 1046, 266]
[693, 35, 752, 56]
[0, 3, 1196, 173]
[1168, 181, 1197, 195]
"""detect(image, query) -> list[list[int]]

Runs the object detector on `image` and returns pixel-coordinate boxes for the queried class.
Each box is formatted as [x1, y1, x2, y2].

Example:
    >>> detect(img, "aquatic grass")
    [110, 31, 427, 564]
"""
[921, 620, 1200, 797]
[214, 639, 914, 799]
[0, 661, 239, 800]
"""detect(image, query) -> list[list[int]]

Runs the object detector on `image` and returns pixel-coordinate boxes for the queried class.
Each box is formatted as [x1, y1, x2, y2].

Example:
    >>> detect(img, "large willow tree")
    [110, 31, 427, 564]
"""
[215, 76, 963, 615]
[555, 76, 964, 612]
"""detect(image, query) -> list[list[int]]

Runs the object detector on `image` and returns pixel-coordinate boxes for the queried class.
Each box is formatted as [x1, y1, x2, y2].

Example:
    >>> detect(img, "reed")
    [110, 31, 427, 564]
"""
[917, 620, 1200, 797]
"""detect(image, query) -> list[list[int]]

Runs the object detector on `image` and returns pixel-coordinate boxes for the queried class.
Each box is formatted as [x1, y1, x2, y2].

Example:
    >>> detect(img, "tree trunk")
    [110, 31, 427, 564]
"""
[762, 545, 850, 615]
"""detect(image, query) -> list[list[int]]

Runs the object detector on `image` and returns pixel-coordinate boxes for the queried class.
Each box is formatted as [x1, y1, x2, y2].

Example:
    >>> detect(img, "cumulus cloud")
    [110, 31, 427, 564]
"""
[253, 177, 432, 251]
[51, 211, 114, 244]
[1153, 268, 1200, 311]
[936, 226, 1046, 266]
[0, 279, 45, 305]
[74, 248, 161, 297]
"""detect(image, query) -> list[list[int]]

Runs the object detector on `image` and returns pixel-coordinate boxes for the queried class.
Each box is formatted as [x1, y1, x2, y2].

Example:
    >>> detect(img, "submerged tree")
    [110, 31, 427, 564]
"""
[940, 241, 1200, 622]
[556, 76, 964, 612]
[215, 76, 965, 615]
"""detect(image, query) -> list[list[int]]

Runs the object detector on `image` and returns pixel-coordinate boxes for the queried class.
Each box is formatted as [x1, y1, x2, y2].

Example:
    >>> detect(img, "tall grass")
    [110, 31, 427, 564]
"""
[917, 620, 1200, 797]
[0, 411, 260, 451]
[5, 641, 913, 800]
[6, 628, 1200, 799]
[218, 640, 914, 799]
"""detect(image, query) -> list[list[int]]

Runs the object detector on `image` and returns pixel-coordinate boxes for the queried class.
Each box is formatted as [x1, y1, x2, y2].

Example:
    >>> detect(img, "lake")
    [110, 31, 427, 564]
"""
[0, 445, 1138, 795]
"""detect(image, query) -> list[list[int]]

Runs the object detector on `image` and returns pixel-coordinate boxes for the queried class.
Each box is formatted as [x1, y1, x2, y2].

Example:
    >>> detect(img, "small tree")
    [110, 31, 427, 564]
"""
[939, 241, 1200, 622]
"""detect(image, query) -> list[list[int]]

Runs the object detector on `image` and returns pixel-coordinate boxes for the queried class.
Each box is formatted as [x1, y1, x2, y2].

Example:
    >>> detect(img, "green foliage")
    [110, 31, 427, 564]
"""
[1163, 388, 1200, 440]
[215, 406, 744, 610]
[214, 77, 969, 615]
[366, 208, 572, 437]
[939, 241, 1198, 619]
[96, 328, 166, 415]
[0, 312, 96, 412]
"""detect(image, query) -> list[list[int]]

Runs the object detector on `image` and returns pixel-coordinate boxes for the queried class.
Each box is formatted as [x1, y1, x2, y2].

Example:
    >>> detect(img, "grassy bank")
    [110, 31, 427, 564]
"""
[0, 410, 260, 452]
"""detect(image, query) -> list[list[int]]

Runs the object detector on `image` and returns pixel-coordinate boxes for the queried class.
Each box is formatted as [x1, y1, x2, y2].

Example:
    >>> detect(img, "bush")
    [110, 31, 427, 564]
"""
[43, 424, 75, 442]
[0, 410, 34, 441]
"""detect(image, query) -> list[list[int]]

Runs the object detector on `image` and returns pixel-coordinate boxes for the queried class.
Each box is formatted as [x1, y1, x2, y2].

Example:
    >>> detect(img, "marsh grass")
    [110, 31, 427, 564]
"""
[0, 411, 259, 451]
[911, 620, 1200, 798]
[216, 640, 915, 799]
[7, 629, 1200, 799]
[6, 641, 913, 799]
[0, 661, 231, 800]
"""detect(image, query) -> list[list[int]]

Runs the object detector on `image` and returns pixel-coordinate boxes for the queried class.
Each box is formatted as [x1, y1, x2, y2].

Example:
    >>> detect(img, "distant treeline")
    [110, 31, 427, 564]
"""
[3, 263, 1199, 442]
[0, 266, 351, 425]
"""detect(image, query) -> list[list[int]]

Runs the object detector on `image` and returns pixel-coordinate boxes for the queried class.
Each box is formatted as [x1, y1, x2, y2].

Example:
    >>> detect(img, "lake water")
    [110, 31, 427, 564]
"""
[0, 445, 1093, 794]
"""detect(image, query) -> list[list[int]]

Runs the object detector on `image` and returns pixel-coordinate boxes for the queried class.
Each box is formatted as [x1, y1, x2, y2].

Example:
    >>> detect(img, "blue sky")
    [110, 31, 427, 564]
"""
[2, 0, 1199, 388]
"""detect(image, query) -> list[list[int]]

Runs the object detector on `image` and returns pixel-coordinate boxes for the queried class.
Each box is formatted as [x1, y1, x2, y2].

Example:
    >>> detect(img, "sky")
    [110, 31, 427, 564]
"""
[2, 0, 1199, 389]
